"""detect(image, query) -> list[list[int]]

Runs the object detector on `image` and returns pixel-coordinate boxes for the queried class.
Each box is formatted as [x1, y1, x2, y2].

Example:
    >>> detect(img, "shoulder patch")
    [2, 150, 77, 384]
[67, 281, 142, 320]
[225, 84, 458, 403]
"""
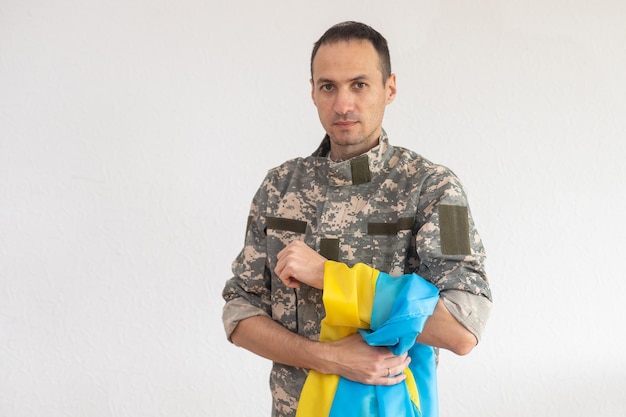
[439, 205, 471, 255]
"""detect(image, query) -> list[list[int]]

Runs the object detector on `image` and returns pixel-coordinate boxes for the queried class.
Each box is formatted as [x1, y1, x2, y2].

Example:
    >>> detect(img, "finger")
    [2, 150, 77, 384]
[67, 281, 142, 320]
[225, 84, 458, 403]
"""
[376, 371, 407, 386]
[275, 246, 298, 277]
[274, 253, 294, 282]
[382, 351, 409, 366]
[385, 356, 411, 378]
[274, 258, 300, 289]
[274, 264, 286, 284]
[285, 278, 301, 289]
[276, 241, 294, 257]
[277, 270, 300, 288]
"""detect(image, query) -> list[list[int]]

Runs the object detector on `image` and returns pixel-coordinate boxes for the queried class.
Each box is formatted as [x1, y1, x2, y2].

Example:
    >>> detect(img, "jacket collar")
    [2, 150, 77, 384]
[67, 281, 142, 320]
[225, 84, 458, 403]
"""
[312, 129, 393, 186]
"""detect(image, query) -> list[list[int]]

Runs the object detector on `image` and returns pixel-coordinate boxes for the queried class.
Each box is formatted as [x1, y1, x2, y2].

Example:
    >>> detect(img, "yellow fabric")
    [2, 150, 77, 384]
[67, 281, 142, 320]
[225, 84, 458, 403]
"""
[296, 262, 378, 417]
[296, 371, 339, 417]
[319, 261, 378, 341]
[403, 367, 420, 411]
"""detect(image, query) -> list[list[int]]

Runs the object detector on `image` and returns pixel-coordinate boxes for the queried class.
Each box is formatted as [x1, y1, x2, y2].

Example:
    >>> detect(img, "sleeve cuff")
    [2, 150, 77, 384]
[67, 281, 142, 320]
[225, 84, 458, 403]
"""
[440, 290, 492, 343]
[222, 298, 271, 342]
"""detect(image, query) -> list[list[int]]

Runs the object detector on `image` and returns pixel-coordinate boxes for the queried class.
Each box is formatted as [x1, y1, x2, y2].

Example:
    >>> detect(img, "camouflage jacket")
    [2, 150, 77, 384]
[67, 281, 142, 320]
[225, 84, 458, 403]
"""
[222, 131, 492, 417]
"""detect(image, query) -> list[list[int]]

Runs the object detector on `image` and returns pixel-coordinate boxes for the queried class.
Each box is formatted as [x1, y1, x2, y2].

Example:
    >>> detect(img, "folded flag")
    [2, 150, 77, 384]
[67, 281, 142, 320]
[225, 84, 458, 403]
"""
[296, 262, 440, 417]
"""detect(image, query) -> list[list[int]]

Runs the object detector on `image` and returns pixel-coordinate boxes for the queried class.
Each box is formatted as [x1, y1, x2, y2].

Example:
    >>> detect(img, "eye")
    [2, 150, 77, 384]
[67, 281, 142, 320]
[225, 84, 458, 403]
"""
[354, 82, 367, 89]
[320, 84, 334, 92]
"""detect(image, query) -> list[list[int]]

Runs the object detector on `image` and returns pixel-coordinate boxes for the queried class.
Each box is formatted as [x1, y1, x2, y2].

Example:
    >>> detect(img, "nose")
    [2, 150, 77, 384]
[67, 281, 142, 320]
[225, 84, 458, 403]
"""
[333, 87, 354, 116]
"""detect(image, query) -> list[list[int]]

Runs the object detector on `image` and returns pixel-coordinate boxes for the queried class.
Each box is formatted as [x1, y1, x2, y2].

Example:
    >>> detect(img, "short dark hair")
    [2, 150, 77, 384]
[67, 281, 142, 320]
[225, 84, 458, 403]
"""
[310, 21, 392, 83]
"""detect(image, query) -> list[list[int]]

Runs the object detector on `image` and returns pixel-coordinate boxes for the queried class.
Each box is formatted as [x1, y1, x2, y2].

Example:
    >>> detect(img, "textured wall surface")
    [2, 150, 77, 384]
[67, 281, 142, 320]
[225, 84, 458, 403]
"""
[1, 1, 625, 416]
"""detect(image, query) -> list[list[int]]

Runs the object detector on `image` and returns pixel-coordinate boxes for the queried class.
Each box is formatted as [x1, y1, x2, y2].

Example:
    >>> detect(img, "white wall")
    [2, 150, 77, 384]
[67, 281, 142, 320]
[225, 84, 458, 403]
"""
[2, 1, 625, 416]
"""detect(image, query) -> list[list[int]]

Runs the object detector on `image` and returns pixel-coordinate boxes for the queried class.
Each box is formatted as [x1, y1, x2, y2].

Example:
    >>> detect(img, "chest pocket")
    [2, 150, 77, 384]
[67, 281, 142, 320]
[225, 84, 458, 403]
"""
[265, 216, 308, 267]
[265, 216, 324, 338]
[367, 217, 415, 276]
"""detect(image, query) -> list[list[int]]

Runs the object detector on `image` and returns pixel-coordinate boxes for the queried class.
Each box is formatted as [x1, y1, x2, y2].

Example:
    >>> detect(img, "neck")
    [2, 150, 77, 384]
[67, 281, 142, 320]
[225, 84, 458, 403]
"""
[329, 141, 379, 162]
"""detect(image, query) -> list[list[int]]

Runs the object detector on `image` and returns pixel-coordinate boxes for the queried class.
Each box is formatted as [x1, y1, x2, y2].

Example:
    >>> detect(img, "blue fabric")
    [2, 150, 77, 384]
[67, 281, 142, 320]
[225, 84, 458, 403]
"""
[362, 273, 439, 355]
[348, 272, 440, 417]
[329, 377, 420, 417]
[407, 343, 439, 417]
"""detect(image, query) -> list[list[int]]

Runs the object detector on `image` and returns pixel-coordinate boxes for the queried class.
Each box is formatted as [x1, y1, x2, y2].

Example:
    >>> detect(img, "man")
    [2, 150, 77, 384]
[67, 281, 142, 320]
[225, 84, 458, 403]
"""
[222, 21, 492, 417]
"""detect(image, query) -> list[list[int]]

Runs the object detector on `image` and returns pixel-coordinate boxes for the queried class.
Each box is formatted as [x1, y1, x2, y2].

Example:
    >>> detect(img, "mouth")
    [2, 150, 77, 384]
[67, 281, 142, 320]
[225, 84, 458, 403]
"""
[334, 120, 358, 128]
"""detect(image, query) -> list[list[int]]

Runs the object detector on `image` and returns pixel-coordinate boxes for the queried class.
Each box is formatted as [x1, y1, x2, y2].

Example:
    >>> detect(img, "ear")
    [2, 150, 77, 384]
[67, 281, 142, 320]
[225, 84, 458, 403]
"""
[385, 73, 397, 104]
[310, 78, 317, 106]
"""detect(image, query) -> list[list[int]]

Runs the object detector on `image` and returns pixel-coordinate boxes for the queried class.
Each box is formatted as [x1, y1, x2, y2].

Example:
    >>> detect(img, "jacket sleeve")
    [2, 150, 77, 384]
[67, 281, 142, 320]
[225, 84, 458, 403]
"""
[222, 178, 272, 342]
[414, 165, 492, 341]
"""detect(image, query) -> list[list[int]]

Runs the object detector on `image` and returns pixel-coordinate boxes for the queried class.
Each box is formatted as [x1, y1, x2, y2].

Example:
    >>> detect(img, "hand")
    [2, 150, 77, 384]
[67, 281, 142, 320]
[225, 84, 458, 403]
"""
[275, 241, 326, 289]
[323, 333, 410, 385]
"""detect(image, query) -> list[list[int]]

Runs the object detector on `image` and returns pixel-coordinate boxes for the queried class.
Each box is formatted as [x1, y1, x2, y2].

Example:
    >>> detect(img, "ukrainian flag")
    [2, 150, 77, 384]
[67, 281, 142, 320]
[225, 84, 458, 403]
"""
[296, 262, 440, 417]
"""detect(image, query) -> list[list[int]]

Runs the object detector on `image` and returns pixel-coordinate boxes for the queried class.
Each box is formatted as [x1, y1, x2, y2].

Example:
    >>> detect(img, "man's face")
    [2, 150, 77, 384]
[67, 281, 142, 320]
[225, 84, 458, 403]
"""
[311, 40, 396, 160]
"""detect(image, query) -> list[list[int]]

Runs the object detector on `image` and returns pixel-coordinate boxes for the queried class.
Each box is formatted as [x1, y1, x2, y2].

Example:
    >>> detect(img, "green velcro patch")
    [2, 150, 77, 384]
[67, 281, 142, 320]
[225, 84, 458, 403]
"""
[266, 217, 307, 234]
[350, 155, 371, 185]
[439, 205, 471, 255]
[319, 238, 340, 261]
[367, 217, 415, 235]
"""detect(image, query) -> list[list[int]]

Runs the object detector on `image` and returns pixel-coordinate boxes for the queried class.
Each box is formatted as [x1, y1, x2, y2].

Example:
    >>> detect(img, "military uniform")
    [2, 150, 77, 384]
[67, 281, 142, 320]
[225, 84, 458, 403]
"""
[222, 131, 492, 417]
